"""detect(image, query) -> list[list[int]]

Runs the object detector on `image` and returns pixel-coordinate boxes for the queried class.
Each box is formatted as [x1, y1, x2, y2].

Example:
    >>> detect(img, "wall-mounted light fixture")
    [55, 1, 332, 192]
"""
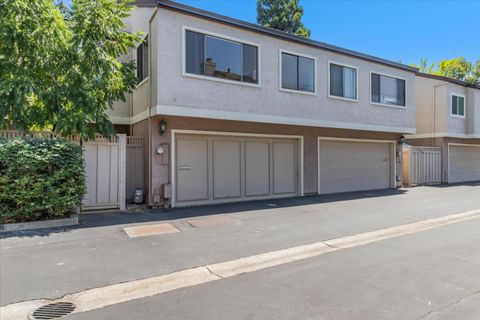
[398, 135, 405, 145]
[159, 119, 167, 136]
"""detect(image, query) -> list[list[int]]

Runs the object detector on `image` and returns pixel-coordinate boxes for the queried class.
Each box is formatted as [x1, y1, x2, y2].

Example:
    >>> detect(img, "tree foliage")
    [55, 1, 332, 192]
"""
[0, 0, 142, 138]
[411, 57, 480, 85]
[257, 0, 311, 37]
[410, 58, 435, 74]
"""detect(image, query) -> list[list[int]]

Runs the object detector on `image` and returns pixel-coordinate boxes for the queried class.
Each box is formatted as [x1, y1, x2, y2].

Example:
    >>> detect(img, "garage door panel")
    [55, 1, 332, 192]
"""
[273, 142, 296, 194]
[449, 145, 480, 183]
[213, 140, 241, 199]
[175, 134, 299, 205]
[176, 139, 208, 202]
[245, 141, 270, 197]
[319, 140, 391, 194]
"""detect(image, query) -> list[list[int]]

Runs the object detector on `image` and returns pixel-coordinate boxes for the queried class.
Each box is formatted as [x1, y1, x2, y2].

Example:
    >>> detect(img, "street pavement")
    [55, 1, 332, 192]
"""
[67, 218, 480, 320]
[1, 183, 479, 319]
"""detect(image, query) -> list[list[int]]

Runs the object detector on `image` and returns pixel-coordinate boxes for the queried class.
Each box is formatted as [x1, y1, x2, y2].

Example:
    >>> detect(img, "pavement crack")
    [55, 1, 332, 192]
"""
[205, 266, 224, 279]
[415, 289, 480, 320]
[322, 242, 340, 249]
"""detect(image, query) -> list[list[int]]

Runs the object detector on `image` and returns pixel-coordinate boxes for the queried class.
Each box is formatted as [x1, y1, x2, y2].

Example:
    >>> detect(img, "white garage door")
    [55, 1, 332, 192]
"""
[449, 145, 480, 183]
[175, 133, 299, 206]
[319, 139, 393, 194]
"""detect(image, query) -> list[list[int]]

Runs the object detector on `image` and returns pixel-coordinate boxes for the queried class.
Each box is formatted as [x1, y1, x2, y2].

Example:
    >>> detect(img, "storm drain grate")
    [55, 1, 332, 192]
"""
[28, 302, 76, 320]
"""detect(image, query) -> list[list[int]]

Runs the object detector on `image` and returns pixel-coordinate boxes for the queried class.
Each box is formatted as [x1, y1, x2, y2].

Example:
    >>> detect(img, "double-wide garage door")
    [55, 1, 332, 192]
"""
[318, 139, 393, 194]
[449, 145, 480, 183]
[175, 134, 299, 205]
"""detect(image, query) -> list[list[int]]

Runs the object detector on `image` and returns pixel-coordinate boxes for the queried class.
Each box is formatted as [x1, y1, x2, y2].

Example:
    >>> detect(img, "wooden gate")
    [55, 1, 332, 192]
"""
[126, 136, 144, 200]
[82, 134, 126, 211]
[403, 146, 441, 186]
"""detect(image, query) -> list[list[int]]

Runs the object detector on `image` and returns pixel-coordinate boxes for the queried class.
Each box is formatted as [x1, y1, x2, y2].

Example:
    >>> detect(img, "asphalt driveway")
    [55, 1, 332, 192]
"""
[1, 183, 480, 319]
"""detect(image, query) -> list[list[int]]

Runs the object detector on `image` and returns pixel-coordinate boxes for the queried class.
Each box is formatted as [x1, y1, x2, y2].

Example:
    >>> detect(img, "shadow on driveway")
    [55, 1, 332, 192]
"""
[2, 181, 478, 239]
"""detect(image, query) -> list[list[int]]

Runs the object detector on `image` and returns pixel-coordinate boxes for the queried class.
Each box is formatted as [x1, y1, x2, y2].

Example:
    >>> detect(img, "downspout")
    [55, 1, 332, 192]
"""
[147, 7, 158, 206]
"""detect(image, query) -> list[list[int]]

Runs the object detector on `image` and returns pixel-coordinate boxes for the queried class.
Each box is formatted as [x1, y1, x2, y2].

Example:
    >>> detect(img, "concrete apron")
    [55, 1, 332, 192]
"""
[2, 209, 480, 320]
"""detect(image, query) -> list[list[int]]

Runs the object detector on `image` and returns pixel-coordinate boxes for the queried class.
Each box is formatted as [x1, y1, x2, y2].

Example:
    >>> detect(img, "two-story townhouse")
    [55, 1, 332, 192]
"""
[109, 0, 417, 207]
[406, 73, 480, 183]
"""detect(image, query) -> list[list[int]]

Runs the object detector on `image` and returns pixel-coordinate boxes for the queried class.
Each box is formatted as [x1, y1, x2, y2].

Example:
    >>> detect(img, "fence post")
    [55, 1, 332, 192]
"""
[118, 134, 127, 211]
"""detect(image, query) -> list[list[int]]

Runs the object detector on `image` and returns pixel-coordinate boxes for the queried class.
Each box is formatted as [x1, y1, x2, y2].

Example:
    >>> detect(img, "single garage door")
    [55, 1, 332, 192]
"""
[318, 139, 393, 194]
[449, 145, 480, 183]
[175, 134, 299, 206]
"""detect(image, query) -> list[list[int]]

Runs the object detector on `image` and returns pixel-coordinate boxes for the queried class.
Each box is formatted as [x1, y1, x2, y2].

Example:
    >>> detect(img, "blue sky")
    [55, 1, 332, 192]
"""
[174, 0, 480, 67]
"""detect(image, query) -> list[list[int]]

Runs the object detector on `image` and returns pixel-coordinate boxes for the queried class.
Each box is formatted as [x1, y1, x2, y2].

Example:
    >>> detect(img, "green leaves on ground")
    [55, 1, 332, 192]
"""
[0, 138, 86, 223]
[257, 0, 311, 37]
[0, 0, 142, 138]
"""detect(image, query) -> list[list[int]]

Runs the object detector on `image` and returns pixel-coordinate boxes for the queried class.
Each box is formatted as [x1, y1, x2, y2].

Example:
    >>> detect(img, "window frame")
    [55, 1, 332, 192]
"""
[450, 92, 466, 119]
[182, 25, 261, 88]
[136, 36, 149, 86]
[279, 49, 317, 96]
[327, 60, 359, 102]
[369, 71, 407, 108]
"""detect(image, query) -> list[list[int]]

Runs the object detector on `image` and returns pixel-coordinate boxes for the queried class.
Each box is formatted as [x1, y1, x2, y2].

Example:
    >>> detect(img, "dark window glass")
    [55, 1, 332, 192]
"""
[243, 45, 258, 83]
[298, 57, 314, 92]
[185, 31, 204, 75]
[452, 95, 458, 115]
[136, 37, 148, 82]
[281, 53, 314, 92]
[185, 31, 258, 84]
[281, 53, 298, 91]
[371, 73, 380, 102]
[371, 73, 406, 106]
[330, 64, 343, 97]
[459, 96, 465, 116]
[205, 35, 242, 81]
[452, 95, 465, 116]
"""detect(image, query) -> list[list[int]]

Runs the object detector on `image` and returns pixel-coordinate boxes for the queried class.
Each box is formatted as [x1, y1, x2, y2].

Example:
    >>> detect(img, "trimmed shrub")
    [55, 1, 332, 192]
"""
[0, 138, 86, 223]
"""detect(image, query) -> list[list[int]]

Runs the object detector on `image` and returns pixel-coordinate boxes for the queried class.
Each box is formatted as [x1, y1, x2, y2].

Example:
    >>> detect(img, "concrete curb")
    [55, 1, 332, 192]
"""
[0, 214, 79, 233]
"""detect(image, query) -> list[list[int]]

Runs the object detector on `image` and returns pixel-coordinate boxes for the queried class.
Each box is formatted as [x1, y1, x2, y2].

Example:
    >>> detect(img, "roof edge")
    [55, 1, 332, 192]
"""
[153, 0, 419, 73]
[417, 72, 480, 89]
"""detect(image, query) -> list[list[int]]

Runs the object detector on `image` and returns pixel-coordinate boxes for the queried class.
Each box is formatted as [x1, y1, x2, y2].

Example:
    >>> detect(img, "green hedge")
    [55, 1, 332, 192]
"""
[0, 138, 86, 223]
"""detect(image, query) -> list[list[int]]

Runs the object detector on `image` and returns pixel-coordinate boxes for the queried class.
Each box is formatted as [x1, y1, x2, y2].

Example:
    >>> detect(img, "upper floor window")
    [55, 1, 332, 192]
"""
[451, 94, 465, 117]
[137, 36, 148, 82]
[280, 51, 315, 93]
[185, 30, 258, 84]
[329, 62, 357, 100]
[371, 73, 406, 107]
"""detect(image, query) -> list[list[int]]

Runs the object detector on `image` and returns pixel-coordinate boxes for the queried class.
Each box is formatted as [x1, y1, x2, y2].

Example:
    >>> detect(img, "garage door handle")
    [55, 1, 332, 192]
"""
[179, 166, 191, 170]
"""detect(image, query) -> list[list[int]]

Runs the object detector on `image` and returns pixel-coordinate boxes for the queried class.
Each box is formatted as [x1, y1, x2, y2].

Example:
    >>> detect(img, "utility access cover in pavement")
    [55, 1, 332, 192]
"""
[28, 302, 76, 320]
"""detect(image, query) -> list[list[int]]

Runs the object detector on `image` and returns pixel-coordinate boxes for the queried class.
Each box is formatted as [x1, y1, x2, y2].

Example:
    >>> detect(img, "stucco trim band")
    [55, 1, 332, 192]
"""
[151, 105, 416, 134]
[406, 132, 480, 139]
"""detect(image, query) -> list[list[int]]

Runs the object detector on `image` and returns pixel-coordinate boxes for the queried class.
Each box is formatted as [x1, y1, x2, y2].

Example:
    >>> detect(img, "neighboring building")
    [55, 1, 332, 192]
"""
[109, 0, 418, 207]
[406, 73, 480, 183]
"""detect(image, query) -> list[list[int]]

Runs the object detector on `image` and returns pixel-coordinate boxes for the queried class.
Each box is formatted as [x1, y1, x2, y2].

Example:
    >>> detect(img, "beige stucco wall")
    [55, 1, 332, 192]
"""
[447, 83, 468, 135]
[152, 9, 416, 133]
[132, 79, 150, 116]
[145, 115, 404, 206]
[414, 77, 447, 135]
[466, 87, 480, 134]
[414, 76, 480, 136]
[109, 7, 155, 124]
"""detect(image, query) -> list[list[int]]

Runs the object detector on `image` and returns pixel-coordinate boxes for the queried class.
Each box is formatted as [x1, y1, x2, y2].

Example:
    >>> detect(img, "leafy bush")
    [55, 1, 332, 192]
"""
[0, 138, 86, 223]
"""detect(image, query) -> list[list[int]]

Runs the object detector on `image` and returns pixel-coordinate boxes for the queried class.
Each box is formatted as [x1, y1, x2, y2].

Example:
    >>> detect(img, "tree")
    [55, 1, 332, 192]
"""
[436, 57, 478, 83]
[0, 0, 142, 138]
[257, 0, 311, 38]
[409, 58, 435, 74]
[410, 57, 480, 85]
